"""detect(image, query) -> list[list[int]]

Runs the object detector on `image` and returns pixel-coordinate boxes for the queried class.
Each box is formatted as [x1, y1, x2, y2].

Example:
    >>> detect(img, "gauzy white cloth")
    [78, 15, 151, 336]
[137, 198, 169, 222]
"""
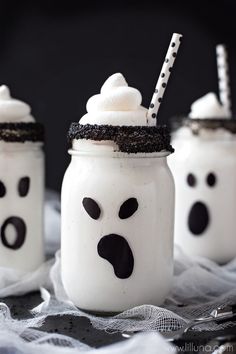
[33, 249, 236, 335]
[0, 190, 236, 354]
[1, 300, 166, 354]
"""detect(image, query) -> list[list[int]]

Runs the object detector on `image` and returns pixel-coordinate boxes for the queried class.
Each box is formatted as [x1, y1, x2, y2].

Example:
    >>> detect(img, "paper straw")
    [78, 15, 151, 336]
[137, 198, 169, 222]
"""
[216, 44, 231, 117]
[147, 33, 183, 126]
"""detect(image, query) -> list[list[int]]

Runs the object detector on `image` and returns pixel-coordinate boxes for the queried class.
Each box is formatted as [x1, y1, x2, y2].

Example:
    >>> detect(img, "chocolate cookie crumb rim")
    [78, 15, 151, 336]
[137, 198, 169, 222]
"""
[68, 123, 174, 154]
[171, 117, 236, 135]
[0, 122, 44, 142]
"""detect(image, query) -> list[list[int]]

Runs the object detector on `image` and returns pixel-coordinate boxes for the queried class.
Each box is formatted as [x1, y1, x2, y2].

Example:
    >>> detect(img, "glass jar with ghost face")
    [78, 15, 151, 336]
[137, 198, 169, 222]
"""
[0, 141, 44, 271]
[169, 119, 236, 264]
[61, 148, 174, 313]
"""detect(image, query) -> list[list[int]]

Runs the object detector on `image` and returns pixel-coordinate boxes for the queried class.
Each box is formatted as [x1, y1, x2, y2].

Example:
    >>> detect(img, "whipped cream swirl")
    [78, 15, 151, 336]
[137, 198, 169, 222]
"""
[189, 92, 230, 119]
[0, 85, 35, 123]
[80, 73, 148, 126]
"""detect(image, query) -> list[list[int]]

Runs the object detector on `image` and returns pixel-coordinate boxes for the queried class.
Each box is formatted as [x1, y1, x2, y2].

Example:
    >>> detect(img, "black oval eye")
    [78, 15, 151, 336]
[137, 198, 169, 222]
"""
[206, 172, 217, 187]
[119, 198, 138, 219]
[18, 177, 30, 197]
[0, 181, 6, 198]
[187, 173, 196, 187]
[82, 197, 101, 220]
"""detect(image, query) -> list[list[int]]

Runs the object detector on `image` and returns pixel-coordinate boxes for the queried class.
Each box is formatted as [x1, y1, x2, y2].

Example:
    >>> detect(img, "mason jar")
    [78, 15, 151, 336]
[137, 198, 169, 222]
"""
[0, 123, 45, 271]
[169, 118, 236, 263]
[61, 142, 175, 314]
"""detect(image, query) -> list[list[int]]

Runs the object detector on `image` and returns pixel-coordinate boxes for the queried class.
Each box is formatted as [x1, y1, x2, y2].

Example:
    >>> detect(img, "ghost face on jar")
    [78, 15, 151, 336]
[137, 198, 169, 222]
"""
[0, 86, 44, 272]
[61, 73, 175, 313]
[83, 195, 137, 280]
[169, 93, 236, 263]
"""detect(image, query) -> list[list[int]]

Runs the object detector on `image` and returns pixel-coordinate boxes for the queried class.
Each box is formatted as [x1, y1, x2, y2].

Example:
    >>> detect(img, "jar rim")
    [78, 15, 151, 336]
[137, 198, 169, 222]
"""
[0, 140, 43, 152]
[68, 148, 170, 158]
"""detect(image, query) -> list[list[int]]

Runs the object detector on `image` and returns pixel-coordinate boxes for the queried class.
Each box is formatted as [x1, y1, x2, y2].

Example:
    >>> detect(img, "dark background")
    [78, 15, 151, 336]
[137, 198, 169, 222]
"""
[0, 0, 235, 191]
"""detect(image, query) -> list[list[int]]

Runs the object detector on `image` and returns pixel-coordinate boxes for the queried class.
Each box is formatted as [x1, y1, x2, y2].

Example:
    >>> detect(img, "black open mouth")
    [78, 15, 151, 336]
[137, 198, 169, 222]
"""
[188, 201, 210, 236]
[97, 234, 134, 279]
[1, 216, 26, 250]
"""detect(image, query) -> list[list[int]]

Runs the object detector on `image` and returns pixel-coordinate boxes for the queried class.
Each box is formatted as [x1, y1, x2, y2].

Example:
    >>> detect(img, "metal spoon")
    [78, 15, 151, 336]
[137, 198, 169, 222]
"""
[122, 305, 236, 342]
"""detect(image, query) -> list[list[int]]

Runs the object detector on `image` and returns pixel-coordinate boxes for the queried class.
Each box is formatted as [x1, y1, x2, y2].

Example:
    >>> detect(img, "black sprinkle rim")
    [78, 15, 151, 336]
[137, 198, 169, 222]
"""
[171, 116, 236, 135]
[68, 123, 174, 154]
[0, 122, 44, 142]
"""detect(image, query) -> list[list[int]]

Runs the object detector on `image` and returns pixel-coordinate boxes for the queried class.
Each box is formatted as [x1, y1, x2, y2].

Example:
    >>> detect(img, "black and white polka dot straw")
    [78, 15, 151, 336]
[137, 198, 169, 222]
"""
[216, 44, 231, 117]
[147, 33, 183, 126]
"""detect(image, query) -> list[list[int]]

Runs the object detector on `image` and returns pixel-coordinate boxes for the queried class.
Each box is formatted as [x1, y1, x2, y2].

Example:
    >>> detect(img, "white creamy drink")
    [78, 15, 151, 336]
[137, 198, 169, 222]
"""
[0, 85, 45, 271]
[169, 93, 236, 263]
[61, 73, 175, 313]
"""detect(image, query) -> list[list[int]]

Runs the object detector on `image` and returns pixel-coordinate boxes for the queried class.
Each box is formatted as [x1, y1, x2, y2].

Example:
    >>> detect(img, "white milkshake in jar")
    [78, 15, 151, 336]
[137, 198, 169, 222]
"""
[61, 73, 175, 313]
[0, 85, 45, 271]
[169, 92, 236, 263]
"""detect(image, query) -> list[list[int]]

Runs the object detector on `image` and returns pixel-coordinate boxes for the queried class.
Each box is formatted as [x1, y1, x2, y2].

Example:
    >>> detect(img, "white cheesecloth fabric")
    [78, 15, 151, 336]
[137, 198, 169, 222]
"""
[0, 190, 235, 354]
